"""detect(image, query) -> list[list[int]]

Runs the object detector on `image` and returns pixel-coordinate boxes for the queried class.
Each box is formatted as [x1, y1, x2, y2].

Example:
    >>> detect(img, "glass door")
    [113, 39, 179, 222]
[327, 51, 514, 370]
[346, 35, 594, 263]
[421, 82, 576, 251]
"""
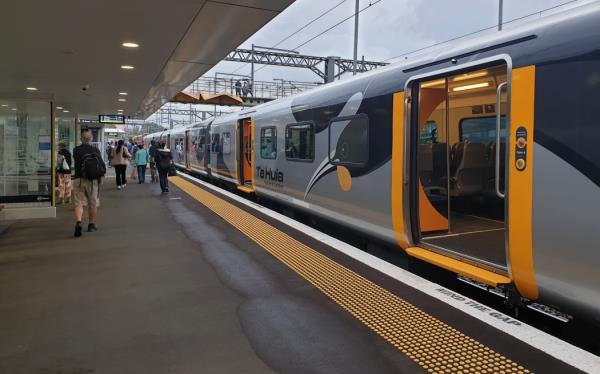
[416, 64, 508, 269]
[239, 118, 254, 186]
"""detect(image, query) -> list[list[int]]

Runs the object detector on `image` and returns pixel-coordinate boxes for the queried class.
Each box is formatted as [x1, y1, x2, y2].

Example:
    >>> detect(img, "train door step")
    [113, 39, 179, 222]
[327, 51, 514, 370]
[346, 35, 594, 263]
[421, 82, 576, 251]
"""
[406, 247, 511, 287]
[237, 185, 255, 193]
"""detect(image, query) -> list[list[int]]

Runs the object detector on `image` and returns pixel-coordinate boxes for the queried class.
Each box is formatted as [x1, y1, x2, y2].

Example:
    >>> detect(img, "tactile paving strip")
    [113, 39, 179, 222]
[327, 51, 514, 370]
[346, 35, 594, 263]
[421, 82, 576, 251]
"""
[170, 177, 532, 374]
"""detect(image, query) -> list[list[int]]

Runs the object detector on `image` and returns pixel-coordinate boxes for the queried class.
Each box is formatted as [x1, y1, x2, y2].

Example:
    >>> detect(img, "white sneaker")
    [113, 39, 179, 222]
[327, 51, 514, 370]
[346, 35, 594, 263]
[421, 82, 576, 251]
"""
[117, 185, 122, 190]
[123, 184, 127, 188]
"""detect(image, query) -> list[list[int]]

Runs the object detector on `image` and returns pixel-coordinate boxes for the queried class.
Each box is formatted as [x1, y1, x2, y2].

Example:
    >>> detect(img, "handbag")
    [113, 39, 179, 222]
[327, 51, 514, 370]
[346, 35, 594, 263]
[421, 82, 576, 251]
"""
[57, 154, 70, 171]
[168, 162, 177, 177]
[62, 157, 70, 171]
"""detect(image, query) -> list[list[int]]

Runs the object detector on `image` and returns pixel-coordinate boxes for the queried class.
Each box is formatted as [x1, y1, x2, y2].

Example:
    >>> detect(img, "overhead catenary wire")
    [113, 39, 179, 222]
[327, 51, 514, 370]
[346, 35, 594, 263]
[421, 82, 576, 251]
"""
[384, 0, 580, 63]
[253, 0, 384, 76]
[229, 0, 349, 75]
[291, 0, 383, 51]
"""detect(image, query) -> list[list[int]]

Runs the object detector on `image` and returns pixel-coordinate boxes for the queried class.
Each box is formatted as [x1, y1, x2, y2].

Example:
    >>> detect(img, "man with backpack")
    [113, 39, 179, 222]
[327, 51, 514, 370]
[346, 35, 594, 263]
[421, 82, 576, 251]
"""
[72, 130, 106, 237]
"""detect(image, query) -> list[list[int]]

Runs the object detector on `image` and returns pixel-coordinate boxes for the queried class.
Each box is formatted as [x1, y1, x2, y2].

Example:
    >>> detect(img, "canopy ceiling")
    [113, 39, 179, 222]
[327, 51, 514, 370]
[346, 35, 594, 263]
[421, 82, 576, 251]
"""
[0, 0, 295, 119]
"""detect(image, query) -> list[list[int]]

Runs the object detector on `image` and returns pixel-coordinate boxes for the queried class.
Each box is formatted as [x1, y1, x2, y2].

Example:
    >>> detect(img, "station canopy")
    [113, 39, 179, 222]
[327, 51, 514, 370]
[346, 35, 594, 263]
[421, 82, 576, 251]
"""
[0, 0, 295, 119]
[172, 91, 243, 106]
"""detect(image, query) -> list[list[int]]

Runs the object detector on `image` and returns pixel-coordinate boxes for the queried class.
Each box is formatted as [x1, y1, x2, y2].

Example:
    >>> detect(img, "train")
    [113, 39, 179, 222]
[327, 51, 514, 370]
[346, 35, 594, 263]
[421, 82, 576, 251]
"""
[144, 2, 600, 323]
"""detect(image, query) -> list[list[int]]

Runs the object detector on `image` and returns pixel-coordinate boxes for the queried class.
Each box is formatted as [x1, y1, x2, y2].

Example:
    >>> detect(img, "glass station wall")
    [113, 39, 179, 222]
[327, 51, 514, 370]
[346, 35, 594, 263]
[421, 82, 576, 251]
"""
[56, 116, 76, 151]
[0, 100, 53, 205]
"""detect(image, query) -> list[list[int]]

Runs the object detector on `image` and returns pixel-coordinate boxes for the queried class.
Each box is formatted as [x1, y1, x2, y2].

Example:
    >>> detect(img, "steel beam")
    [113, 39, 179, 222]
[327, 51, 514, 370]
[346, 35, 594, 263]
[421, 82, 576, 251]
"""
[225, 48, 387, 83]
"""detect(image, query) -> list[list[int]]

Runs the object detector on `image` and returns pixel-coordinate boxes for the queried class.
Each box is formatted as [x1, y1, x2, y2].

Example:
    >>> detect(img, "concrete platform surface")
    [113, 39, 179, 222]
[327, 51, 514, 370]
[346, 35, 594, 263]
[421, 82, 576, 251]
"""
[0, 181, 274, 374]
[0, 176, 592, 374]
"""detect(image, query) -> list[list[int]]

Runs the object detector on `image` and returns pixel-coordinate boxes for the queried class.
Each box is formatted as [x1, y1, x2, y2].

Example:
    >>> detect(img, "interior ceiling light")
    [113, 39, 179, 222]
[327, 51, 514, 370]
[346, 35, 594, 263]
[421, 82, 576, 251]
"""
[452, 82, 490, 92]
[421, 79, 445, 88]
[452, 71, 489, 82]
[119, 92, 128, 95]
[11, 108, 17, 111]
[1, 104, 8, 107]
[121, 65, 134, 70]
[26, 87, 38, 91]
[122, 42, 139, 48]
[63, 110, 69, 113]
[118, 98, 126, 102]
[56, 106, 63, 110]
[117, 109, 124, 111]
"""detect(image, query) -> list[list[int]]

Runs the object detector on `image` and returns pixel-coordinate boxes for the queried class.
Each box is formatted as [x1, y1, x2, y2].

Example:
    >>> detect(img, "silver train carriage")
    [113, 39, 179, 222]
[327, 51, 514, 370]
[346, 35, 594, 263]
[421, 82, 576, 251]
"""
[145, 3, 600, 323]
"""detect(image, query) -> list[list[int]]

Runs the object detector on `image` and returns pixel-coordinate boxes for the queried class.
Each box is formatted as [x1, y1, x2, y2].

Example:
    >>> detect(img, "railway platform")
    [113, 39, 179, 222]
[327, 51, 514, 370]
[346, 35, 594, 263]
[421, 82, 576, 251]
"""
[0, 174, 598, 374]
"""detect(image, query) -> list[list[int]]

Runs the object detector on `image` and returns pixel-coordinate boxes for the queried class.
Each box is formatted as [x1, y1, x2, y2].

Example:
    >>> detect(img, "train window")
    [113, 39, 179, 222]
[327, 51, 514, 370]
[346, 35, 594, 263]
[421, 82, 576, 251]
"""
[328, 114, 369, 167]
[460, 117, 506, 144]
[285, 122, 314, 161]
[222, 132, 231, 154]
[211, 133, 220, 153]
[260, 127, 277, 159]
[198, 128, 206, 155]
[420, 121, 439, 144]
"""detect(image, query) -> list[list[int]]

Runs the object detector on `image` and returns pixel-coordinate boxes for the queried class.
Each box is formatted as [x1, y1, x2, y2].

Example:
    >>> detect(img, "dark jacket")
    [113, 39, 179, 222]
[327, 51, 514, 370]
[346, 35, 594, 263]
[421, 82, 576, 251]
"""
[73, 143, 102, 179]
[155, 149, 172, 171]
[148, 145, 157, 162]
[57, 148, 72, 175]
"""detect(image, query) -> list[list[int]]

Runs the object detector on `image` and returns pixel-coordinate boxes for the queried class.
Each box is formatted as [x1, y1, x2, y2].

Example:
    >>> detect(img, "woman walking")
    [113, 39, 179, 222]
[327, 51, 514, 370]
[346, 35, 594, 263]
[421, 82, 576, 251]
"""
[135, 143, 149, 184]
[56, 140, 72, 204]
[111, 139, 131, 190]
[155, 141, 173, 193]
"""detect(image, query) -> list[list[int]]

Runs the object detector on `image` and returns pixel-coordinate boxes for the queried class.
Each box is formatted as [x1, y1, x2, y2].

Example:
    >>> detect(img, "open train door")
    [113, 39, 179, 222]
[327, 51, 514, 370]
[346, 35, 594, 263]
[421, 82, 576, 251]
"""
[397, 57, 538, 290]
[237, 118, 255, 193]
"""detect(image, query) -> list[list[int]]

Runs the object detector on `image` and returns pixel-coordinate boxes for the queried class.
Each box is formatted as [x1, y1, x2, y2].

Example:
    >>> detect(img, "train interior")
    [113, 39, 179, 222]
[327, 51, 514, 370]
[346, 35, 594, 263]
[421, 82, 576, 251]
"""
[415, 64, 508, 269]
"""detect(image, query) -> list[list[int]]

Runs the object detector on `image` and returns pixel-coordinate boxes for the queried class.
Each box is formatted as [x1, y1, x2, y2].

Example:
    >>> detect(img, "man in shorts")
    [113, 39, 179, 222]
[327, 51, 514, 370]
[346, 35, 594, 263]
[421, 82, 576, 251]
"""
[72, 131, 104, 237]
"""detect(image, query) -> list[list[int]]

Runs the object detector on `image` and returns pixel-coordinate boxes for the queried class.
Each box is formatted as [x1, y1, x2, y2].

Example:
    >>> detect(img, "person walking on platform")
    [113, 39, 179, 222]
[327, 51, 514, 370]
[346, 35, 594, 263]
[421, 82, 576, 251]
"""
[148, 140, 158, 183]
[105, 142, 112, 167]
[72, 130, 106, 237]
[111, 139, 131, 190]
[135, 143, 149, 184]
[155, 141, 173, 193]
[130, 142, 139, 181]
[56, 140, 72, 204]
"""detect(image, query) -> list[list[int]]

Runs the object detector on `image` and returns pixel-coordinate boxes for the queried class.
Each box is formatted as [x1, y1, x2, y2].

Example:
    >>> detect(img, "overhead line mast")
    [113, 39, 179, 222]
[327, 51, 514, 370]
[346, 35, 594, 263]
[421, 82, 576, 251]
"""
[224, 48, 387, 83]
[353, 0, 359, 75]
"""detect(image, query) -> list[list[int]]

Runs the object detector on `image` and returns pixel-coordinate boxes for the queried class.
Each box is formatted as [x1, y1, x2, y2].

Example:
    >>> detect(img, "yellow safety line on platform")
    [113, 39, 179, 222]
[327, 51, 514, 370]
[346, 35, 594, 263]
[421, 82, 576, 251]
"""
[170, 176, 531, 374]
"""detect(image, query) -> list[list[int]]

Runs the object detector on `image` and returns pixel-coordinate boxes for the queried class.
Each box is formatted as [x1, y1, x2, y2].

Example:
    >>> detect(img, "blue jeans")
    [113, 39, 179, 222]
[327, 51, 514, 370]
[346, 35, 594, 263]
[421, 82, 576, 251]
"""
[158, 169, 169, 191]
[137, 165, 146, 183]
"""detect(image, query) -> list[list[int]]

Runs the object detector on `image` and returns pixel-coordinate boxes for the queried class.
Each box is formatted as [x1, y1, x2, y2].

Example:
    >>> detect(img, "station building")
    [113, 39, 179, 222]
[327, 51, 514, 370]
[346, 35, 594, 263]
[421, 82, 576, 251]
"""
[0, 0, 293, 221]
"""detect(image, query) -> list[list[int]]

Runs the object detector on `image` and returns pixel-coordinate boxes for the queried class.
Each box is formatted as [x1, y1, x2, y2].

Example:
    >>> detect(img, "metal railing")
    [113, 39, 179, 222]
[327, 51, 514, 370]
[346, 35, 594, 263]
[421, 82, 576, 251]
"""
[187, 77, 321, 100]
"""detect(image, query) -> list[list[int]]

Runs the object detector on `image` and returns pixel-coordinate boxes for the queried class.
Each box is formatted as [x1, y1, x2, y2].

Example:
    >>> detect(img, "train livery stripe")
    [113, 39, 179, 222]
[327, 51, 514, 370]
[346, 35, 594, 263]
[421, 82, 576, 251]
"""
[391, 92, 410, 249]
[508, 65, 538, 300]
[169, 175, 532, 374]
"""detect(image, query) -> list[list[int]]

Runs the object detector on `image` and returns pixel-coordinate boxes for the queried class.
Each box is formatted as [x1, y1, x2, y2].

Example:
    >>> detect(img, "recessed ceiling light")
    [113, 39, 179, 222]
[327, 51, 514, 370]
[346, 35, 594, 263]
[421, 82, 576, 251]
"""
[121, 65, 134, 70]
[117, 109, 124, 112]
[452, 82, 490, 92]
[118, 92, 128, 95]
[1, 104, 8, 107]
[118, 98, 127, 102]
[56, 106, 63, 110]
[122, 42, 139, 48]
[63, 110, 69, 113]
[26, 87, 37, 91]
[11, 108, 17, 111]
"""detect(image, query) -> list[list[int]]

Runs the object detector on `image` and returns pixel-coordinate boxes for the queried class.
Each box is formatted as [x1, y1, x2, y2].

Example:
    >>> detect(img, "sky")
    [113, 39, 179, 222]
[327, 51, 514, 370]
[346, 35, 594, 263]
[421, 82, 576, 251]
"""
[201, 0, 594, 83]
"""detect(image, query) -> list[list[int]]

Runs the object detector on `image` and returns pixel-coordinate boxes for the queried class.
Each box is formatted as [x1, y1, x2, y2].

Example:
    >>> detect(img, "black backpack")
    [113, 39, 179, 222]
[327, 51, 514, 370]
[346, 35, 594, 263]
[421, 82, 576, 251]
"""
[158, 151, 171, 169]
[81, 152, 106, 180]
